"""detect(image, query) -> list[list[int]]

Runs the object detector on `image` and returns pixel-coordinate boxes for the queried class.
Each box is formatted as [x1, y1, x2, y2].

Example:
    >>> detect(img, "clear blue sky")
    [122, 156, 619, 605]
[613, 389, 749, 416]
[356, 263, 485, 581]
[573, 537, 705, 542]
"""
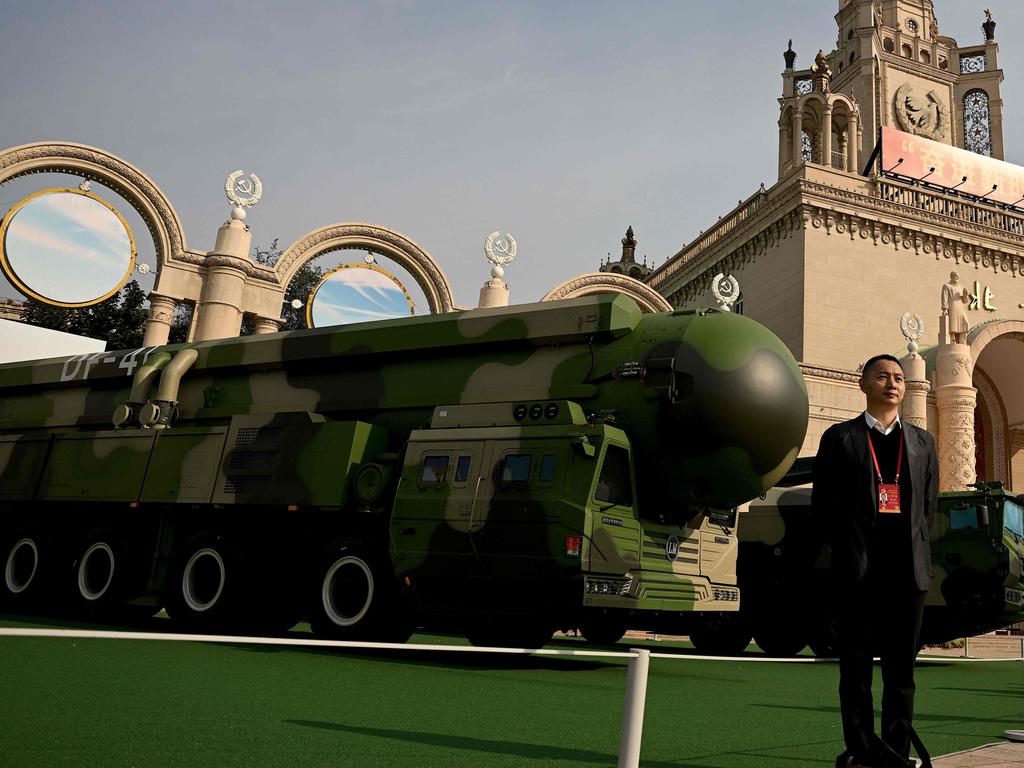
[2, 1, 1022, 308]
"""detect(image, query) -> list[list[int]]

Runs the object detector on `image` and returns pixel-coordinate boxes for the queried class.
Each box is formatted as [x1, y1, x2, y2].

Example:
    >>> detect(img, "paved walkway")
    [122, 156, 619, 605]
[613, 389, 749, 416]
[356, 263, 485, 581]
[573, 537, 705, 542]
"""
[934, 740, 1024, 767]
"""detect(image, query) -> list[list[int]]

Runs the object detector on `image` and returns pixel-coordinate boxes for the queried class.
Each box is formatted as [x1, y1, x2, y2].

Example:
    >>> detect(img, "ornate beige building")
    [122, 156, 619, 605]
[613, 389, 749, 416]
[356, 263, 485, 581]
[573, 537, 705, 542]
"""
[648, 0, 1023, 491]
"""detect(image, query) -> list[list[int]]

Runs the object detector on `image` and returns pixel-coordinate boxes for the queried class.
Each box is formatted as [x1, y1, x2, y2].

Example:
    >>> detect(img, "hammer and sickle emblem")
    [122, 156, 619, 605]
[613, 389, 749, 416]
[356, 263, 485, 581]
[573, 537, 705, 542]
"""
[225, 170, 263, 207]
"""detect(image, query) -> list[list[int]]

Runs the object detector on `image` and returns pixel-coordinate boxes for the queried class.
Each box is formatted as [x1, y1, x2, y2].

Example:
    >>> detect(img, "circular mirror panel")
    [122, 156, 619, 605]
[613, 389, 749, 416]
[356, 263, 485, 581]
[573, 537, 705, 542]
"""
[307, 263, 415, 328]
[0, 188, 136, 307]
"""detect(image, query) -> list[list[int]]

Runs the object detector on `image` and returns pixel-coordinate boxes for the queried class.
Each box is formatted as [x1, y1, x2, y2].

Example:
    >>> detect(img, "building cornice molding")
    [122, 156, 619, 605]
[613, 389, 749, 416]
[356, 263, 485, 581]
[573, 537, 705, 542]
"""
[652, 175, 1024, 307]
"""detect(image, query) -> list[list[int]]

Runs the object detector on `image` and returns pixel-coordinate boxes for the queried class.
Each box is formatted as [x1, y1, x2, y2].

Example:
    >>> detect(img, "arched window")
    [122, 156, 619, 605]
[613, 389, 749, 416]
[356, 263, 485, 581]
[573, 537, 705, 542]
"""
[901, 43, 913, 58]
[964, 89, 993, 156]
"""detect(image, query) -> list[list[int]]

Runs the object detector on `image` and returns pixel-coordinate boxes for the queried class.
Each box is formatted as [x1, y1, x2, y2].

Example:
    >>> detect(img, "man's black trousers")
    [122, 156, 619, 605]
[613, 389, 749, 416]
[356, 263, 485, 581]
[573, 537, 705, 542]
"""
[837, 572, 927, 758]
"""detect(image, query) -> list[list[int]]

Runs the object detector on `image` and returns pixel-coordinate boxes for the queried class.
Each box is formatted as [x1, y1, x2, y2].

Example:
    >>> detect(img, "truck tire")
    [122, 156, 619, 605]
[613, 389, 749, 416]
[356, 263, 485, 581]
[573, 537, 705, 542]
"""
[754, 624, 807, 657]
[309, 542, 412, 643]
[71, 527, 152, 620]
[1, 530, 58, 610]
[580, 615, 628, 646]
[688, 613, 752, 655]
[165, 531, 243, 631]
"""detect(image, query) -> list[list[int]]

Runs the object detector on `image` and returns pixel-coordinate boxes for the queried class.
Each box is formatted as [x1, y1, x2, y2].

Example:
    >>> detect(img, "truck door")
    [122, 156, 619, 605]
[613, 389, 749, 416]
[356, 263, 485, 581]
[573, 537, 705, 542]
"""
[586, 443, 641, 574]
[470, 441, 561, 577]
[389, 440, 492, 564]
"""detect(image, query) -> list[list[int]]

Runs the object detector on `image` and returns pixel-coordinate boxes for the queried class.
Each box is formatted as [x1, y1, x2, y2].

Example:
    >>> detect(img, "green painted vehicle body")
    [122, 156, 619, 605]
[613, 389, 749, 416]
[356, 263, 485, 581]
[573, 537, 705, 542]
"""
[727, 481, 1024, 655]
[0, 294, 807, 641]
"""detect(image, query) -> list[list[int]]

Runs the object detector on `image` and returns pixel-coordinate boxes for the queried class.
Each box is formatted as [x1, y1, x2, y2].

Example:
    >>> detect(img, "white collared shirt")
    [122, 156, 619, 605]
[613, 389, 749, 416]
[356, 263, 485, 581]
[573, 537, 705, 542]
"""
[864, 410, 901, 436]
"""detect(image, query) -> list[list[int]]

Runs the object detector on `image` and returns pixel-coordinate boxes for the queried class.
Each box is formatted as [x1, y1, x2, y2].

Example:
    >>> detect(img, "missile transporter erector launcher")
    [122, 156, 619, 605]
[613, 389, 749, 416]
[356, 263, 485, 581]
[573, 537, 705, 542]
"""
[0, 294, 808, 646]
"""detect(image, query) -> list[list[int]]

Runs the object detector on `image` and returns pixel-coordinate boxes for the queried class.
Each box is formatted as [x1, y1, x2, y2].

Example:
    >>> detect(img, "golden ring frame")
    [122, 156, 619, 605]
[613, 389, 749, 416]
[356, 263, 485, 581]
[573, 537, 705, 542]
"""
[0, 186, 137, 308]
[306, 262, 416, 329]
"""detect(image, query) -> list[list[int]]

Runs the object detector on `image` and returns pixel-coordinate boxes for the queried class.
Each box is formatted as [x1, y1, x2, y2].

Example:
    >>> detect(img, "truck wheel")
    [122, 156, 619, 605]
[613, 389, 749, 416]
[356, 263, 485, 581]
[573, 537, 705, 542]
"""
[165, 532, 241, 631]
[1, 531, 57, 610]
[310, 543, 412, 643]
[754, 624, 807, 657]
[580, 616, 628, 646]
[71, 528, 148, 620]
[688, 613, 752, 655]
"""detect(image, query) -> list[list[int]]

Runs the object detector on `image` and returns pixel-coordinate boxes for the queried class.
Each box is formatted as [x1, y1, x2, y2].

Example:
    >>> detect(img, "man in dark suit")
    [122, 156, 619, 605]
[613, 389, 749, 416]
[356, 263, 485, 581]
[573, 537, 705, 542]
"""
[812, 354, 938, 767]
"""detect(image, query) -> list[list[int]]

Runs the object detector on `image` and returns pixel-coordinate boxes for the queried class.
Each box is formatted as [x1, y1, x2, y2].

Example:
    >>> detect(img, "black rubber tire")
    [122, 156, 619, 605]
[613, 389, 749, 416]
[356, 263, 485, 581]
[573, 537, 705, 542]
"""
[309, 540, 412, 643]
[1, 529, 59, 611]
[70, 527, 151, 620]
[754, 623, 808, 657]
[164, 531, 243, 632]
[580, 615, 628, 646]
[463, 617, 553, 649]
[688, 613, 752, 655]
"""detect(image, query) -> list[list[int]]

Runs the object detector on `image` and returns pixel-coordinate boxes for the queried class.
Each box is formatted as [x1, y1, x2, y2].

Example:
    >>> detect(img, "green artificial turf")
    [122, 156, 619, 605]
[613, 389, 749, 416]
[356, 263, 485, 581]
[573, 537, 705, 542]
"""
[0, 615, 1020, 767]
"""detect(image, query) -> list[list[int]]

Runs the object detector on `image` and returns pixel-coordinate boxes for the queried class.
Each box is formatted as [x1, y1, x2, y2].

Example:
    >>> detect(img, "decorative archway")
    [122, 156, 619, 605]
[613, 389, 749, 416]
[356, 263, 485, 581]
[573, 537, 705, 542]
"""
[0, 141, 188, 270]
[968, 319, 1024, 488]
[541, 272, 673, 313]
[276, 222, 455, 314]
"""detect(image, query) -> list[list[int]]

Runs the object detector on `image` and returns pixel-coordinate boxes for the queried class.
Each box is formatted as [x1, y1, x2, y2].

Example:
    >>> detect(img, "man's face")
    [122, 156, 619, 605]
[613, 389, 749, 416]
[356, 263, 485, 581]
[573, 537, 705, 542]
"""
[859, 359, 906, 409]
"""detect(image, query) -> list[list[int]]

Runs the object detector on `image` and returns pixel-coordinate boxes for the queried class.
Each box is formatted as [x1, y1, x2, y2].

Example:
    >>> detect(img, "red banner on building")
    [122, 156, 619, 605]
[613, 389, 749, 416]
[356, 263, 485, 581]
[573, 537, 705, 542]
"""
[880, 126, 1024, 207]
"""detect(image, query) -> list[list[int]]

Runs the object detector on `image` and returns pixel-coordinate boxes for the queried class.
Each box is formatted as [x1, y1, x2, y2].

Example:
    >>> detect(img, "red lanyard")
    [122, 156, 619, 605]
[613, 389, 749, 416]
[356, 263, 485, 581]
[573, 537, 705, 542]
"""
[867, 429, 903, 484]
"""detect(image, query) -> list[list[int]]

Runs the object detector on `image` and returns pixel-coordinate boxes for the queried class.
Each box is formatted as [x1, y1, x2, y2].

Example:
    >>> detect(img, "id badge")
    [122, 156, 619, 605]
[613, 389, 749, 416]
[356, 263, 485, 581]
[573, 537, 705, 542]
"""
[878, 483, 901, 514]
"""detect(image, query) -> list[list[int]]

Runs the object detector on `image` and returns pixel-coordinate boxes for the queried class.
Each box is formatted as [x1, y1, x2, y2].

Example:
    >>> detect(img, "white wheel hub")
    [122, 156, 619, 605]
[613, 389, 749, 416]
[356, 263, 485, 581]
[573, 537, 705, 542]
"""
[182, 547, 226, 613]
[5, 538, 39, 595]
[321, 555, 374, 627]
[78, 542, 115, 601]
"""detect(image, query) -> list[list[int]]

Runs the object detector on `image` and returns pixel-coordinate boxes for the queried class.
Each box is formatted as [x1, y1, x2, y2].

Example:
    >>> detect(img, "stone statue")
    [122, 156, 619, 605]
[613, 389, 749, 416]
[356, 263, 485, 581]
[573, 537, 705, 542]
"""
[941, 271, 970, 344]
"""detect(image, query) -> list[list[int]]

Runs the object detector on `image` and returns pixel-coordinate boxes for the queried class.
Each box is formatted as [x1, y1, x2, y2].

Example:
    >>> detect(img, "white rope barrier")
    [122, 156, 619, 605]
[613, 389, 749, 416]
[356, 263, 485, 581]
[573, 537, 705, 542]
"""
[0, 627, 652, 767]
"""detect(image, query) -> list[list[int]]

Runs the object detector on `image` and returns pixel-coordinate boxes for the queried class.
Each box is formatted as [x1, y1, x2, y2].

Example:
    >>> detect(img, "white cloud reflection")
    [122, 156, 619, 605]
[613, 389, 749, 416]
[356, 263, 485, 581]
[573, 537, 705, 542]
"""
[310, 266, 414, 328]
[4, 192, 132, 304]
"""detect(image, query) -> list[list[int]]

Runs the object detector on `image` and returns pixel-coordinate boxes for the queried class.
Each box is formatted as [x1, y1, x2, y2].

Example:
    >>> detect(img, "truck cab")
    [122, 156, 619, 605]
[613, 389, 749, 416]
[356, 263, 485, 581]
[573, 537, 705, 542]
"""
[388, 400, 741, 646]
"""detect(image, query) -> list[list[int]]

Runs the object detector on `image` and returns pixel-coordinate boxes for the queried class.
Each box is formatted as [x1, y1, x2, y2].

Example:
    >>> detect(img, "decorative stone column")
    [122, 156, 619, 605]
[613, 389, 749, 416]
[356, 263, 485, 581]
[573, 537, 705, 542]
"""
[901, 352, 930, 431]
[792, 110, 803, 166]
[253, 316, 283, 334]
[934, 343, 977, 491]
[193, 218, 252, 342]
[847, 113, 859, 172]
[822, 105, 833, 168]
[143, 292, 177, 347]
[778, 120, 791, 177]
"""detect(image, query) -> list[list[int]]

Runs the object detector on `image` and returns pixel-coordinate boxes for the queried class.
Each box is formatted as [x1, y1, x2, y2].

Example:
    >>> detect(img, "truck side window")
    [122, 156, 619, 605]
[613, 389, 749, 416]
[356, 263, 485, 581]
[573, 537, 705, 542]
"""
[595, 445, 633, 506]
[420, 455, 450, 484]
[948, 504, 980, 530]
[455, 455, 472, 483]
[539, 454, 557, 482]
[502, 454, 532, 484]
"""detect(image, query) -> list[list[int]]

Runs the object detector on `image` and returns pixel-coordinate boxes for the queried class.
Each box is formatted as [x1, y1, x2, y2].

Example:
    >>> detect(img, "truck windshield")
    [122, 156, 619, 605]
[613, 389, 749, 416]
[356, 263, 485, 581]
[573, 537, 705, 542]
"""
[1005, 500, 1024, 538]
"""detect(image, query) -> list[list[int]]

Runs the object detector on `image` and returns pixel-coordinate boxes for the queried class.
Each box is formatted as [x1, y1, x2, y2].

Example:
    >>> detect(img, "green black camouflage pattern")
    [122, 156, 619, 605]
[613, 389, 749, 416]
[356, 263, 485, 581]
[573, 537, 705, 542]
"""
[0, 295, 808, 641]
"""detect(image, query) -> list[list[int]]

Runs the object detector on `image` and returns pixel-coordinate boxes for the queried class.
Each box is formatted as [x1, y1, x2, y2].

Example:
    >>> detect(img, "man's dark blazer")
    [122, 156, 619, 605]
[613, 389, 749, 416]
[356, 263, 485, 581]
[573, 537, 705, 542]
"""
[812, 415, 938, 592]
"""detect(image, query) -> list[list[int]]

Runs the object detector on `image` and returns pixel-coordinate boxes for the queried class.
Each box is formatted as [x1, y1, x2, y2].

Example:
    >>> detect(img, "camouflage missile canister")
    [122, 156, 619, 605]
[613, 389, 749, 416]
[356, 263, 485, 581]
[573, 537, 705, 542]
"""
[0, 294, 808, 645]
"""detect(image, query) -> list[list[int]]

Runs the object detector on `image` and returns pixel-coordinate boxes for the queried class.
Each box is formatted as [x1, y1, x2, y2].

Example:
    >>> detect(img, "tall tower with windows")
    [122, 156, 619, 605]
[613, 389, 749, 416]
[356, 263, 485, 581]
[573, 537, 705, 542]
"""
[778, 0, 1005, 177]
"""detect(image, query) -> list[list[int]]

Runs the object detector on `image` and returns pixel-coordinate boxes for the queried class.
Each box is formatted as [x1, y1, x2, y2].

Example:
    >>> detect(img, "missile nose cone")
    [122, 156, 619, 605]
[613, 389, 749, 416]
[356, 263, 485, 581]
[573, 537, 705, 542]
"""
[672, 310, 808, 508]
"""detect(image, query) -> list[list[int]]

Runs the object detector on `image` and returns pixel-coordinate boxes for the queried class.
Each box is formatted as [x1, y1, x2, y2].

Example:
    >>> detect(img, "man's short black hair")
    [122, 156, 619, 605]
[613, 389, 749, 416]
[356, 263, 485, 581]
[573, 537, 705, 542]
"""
[861, 353, 902, 377]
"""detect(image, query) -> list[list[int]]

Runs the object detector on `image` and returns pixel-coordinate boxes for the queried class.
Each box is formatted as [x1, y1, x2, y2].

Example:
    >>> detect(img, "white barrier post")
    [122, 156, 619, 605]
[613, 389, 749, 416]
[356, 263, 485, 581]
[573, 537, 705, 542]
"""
[618, 648, 650, 768]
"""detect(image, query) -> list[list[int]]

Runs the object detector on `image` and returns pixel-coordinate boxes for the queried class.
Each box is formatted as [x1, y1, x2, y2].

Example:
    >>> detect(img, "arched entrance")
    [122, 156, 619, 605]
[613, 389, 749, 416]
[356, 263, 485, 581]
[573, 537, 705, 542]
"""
[277, 223, 455, 315]
[541, 272, 673, 313]
[969, 320, 1024, 489]
[0, 141, 188, 274]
